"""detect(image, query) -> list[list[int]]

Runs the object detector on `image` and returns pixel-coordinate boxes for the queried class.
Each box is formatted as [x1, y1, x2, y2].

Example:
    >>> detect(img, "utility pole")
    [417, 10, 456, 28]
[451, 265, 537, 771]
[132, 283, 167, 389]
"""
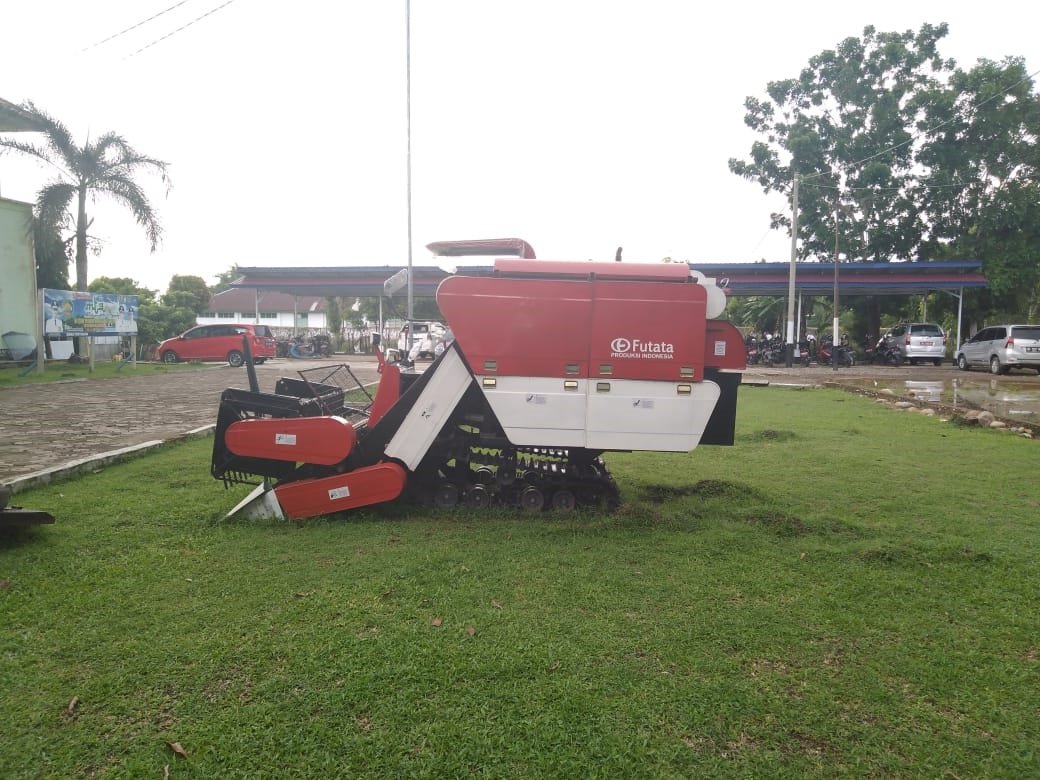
[832, 197, 840, 371]
[784, 175, 799, 367]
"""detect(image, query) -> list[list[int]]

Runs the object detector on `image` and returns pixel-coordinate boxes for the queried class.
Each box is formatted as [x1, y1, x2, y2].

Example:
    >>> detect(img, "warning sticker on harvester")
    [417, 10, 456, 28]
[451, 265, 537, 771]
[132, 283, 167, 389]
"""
[275, 433, 297, 446]
[328, 486, 351, 501]
[714, 340, 727, 356]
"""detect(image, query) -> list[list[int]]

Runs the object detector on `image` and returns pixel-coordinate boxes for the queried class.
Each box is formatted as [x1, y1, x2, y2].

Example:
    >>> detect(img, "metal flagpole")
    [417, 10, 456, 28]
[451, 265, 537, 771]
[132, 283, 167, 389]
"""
[405, 0, 414, 320]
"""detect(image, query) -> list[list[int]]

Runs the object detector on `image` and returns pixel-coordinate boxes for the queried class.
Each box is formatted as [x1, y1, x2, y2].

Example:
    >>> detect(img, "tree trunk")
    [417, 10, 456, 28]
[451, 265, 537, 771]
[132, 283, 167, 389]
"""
[866, 296, 881, 343]
[75, 185, 88, 291]
[73, 185, 88, 358]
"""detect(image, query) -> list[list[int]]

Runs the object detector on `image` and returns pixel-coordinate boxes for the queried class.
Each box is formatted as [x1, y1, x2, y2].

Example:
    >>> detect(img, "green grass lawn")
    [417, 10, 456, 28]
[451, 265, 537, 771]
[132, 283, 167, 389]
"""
[2, 387, 1038, 778]
[0, 360, 204, 388]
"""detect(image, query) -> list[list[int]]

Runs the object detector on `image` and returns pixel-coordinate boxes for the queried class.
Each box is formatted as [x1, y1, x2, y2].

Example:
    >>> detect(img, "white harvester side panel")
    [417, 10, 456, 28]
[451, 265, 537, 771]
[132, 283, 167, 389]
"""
[384, 348, 473, 470]
[478, 376, 722, 452]
[586, 379, 721, 451]
[477, 376, 587, 448]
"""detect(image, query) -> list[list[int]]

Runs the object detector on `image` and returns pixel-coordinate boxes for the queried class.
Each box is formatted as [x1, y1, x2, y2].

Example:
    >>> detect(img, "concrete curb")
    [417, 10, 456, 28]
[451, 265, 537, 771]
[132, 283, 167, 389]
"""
[2, 424, 216, 496]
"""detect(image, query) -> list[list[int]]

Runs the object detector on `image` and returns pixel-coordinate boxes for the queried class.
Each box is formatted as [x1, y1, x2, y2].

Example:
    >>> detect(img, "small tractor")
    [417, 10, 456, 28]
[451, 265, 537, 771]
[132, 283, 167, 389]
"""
[211, 239, 745, 520]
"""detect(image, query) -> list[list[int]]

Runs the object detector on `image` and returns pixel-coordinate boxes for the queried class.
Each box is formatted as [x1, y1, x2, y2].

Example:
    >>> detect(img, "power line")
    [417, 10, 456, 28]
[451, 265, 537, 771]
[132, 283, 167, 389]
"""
[126, 0, 236, 58]
[82, 1, 192, 52]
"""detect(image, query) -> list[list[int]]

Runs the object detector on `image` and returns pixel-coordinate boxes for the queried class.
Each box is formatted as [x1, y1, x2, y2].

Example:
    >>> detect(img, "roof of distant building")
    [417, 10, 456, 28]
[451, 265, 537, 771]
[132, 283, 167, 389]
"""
[207, 287, 327, 313]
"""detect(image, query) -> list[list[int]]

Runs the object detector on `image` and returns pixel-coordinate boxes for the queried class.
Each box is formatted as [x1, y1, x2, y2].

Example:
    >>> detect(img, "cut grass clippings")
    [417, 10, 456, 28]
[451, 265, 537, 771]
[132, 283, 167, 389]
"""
[1, 386, 1038, 778]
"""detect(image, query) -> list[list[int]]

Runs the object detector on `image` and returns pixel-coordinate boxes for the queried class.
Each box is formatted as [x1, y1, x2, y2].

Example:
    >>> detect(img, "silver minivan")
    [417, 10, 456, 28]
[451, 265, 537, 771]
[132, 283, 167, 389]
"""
[956, 325, 1040, 375]
[881, 323, 947, 365]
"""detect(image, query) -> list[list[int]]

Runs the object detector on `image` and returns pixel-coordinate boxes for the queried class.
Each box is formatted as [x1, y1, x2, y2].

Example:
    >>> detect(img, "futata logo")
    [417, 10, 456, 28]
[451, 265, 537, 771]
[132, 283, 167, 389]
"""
[610, 338, 675, 354]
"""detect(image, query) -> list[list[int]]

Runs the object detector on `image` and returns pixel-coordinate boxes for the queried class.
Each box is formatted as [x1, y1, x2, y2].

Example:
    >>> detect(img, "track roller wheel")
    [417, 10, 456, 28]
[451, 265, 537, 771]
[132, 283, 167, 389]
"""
[474, 467, 495, 485]
[465, 484, 491, 510]
[434, 482, 459, 508]
[551, 490, 576, 512]
[518, 485, 544, 512]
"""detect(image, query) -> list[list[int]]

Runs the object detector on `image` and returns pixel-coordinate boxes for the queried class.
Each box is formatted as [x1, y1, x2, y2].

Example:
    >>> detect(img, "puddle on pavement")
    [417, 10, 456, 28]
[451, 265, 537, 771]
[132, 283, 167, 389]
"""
[843, 376, 1040, 420]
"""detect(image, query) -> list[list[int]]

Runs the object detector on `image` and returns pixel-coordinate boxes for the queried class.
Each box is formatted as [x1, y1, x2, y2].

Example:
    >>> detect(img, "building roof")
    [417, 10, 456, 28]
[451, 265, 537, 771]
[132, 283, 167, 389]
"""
[0, 98, 42, 132]
[230, 266, 452, 298]
[229, 260, 987, 299]
[207, 287, 327, 313]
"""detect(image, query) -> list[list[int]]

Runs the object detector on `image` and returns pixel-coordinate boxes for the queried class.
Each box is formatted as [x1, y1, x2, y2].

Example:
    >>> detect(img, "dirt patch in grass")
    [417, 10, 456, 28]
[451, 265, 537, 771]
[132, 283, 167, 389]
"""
[856, 544, 994, 567]
[745, 510, 809, 537]
[744, 428, 799, 443]
[638, 479, 751, 504]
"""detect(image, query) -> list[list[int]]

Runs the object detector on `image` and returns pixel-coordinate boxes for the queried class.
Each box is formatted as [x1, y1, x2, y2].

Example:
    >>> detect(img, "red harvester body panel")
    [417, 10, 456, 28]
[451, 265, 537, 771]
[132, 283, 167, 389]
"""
[274, 462, 407, 519]
[438, 260, 710, 381]
[226, 416, 356, 465]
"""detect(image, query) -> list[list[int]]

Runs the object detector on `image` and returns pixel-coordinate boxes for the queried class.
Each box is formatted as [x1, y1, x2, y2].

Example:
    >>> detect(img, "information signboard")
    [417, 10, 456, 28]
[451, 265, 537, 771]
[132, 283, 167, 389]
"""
[42, 289, 139, 337]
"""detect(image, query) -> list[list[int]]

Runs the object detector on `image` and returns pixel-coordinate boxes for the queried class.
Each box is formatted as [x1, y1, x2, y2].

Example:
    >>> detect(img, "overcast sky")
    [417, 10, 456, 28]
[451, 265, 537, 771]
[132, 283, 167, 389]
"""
[1, 1, 1036, 293]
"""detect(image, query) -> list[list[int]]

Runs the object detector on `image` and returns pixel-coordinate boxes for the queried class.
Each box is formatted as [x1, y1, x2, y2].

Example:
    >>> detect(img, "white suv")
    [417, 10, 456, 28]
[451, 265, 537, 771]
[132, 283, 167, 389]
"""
[956, 325, 1040, 375]
[881, 323, 947, 366]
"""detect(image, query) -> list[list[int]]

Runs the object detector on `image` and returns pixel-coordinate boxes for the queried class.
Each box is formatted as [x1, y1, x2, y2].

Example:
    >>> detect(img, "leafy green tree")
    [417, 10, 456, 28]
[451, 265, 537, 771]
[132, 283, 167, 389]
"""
[163, 275, 210, 313]
[729, 23, 954, 265]
[136, 300, 197, 349]
[33, 217, 70, 291]
[915, 58, 1040, 322]
[0, 101, 169, 292]
[87, 276, 157, 304]
[325, 296, 343, 334]
[730, 24, 1040, 333]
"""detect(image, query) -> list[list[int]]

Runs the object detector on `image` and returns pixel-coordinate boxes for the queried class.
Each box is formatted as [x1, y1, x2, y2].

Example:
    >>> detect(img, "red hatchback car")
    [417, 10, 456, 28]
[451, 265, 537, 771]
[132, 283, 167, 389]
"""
[157, 324, 277, 366]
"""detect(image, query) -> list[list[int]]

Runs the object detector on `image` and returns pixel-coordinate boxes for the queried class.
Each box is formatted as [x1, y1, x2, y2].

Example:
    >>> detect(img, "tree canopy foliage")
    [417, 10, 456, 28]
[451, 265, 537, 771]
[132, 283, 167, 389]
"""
[164, 275, 210, 314]
[87, 276, 156, 304]
[33, 218, 70, 291]
[729, 23, 1040, 321]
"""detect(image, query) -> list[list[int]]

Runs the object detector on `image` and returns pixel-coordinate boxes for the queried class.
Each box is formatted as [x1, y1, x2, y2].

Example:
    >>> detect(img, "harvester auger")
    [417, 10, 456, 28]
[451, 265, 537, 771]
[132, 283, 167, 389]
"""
[211, 239, 745, 521]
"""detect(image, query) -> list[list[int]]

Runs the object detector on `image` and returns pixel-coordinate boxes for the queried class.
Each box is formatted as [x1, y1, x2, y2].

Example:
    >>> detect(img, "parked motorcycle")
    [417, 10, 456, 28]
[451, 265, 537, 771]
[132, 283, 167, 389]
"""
[871, 335, 903, 366]
[817, 338, 856, 367]
[744, 336, 763, 365]
[287, 333, 332, 359]
[761, 336, 788, 365]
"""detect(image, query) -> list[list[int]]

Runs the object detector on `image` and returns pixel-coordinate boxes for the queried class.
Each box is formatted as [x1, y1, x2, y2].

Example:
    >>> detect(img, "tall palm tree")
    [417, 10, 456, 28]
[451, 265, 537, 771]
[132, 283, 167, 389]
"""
[0, 101, 169, 291]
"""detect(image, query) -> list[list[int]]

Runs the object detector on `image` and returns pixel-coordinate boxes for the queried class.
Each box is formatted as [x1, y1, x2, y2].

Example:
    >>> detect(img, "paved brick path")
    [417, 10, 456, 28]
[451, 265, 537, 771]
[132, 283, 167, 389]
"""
[0, 358, 381, 485]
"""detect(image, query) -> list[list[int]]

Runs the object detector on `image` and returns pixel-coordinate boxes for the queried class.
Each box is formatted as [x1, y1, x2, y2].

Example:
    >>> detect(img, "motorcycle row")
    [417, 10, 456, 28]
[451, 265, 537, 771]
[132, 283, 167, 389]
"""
[744, 334, 903, 367]
[280, 333, 333, 359]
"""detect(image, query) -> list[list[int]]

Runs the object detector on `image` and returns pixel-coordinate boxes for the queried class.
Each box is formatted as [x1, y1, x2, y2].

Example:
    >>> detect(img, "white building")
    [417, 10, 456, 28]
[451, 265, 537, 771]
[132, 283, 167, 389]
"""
[200, 288, 327, 331]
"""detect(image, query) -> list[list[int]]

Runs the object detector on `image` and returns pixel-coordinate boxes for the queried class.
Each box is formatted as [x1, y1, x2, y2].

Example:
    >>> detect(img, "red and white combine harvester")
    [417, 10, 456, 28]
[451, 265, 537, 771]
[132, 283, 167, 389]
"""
[211, 239, 746, 520]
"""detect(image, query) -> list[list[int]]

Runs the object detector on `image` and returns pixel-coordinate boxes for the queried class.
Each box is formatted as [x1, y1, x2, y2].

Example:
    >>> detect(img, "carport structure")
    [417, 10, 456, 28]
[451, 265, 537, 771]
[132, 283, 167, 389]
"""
[688, 260, 988, 350]
[231, 257, 987, 349]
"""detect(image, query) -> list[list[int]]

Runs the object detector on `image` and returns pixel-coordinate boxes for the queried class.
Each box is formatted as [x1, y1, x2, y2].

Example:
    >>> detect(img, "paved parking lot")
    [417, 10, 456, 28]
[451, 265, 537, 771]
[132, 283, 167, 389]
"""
[0, 358, 381, 486]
